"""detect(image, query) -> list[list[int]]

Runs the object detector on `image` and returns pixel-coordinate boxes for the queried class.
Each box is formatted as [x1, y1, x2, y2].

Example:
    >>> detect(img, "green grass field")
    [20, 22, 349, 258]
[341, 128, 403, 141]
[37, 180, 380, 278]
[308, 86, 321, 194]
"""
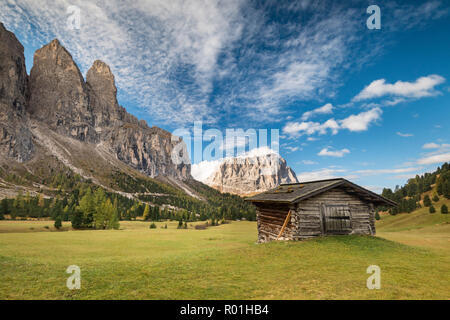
[0, 209, 449, 300]
[377, 197, 450, 251]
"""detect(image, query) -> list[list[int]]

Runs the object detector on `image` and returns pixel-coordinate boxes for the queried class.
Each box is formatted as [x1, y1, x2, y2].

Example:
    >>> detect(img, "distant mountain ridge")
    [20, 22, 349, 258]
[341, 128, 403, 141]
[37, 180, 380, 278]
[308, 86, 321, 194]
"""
[192, 148, 298, 196]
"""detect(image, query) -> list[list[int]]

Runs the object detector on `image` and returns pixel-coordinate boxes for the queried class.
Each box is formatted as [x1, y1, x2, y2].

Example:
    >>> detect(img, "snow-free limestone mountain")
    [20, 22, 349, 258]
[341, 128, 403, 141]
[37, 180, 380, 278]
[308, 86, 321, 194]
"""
[0, 23, 190, 184]
[0, 23, 33, 162]
[193, 149, 298, 196]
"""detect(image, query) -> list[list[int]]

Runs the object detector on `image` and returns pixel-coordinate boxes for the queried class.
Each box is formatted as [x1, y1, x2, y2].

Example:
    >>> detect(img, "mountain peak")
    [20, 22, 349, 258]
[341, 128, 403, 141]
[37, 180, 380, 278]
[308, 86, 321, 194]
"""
[49, 38, 61, 47]
[192, 149, 298, 196]
[89, 60, 113, 76]
[87, 59, 116, 92]
[86, 59, 119, 126]
[38, 39, 71, 57]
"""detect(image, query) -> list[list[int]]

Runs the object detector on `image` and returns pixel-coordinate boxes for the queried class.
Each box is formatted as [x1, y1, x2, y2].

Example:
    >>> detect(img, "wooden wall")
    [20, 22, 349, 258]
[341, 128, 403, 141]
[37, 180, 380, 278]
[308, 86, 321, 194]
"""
[256, 186, 376, 243]
[255, 203, 293, 243]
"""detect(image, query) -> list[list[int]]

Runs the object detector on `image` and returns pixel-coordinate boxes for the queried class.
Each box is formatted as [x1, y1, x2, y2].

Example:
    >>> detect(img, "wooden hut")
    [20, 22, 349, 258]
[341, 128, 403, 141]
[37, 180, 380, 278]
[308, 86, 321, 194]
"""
[245, 178, 396, 243]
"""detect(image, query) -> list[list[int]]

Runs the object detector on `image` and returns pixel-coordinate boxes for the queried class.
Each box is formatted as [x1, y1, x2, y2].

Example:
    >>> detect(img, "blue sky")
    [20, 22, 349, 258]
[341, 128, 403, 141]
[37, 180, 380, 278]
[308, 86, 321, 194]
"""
[1, 0, 449, 192]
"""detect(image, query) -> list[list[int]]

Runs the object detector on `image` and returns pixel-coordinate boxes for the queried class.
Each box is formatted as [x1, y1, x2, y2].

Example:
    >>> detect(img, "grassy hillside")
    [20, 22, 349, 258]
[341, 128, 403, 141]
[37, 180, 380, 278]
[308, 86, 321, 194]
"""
[375, 163, 450, 252]
[376, 195, 449, 252]
[377, 198, 450, 233]
[0, 220, 448, 300]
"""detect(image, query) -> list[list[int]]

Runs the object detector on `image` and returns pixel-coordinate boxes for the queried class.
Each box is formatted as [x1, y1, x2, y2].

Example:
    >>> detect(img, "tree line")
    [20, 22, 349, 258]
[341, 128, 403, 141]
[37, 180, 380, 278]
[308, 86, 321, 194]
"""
[0, 167, 257, 227]
[381, 162, 450, 215]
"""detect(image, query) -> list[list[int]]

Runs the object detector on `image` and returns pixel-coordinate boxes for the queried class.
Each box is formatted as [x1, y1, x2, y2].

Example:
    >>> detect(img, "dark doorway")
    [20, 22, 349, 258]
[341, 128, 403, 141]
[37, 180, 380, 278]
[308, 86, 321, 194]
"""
[321, 204, 352, 235]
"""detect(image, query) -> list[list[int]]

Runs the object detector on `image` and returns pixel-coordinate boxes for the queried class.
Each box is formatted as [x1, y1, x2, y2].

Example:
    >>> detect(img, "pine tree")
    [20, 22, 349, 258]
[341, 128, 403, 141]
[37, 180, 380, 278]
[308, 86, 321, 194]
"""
[423, 195, 432, 207]
[444, 181, 450, 199]
[107, 200, 120, 230]
[437, 180, 443, 195]
[77, 188, 95, 227]
[0, 198, 8, 219]
[432, 195, 440, 202]
[375, 211, 381, 220]
[429, 205, 436, 214]
[54, 216, 62, 229]
[38, 193, 45, 207]
[143, 204, 150, 221]
[71, 210, 83, 229]
[441, 204, 448, 214]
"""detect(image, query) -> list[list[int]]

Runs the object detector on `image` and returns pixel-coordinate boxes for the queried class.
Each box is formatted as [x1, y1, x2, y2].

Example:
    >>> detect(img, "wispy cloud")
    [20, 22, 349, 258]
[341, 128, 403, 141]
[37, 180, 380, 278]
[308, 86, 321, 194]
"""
[417, 143, 450, 165]
[1, 0, 447, 127]
[355, 167, 421, 175]
[422, 142, 449, 149]
[423, 142, 440, 149]
[284, 146, 300, 153]
[385, 0, 449, 31]
[318, 148, 350, 158]
[301, 103, 333, 121]
[397, 132, 414, 137]
[296, 168, 346, 182]
[301, 160, 318, 165]
[417, 153, 450, 165]
[0, 0, 245, 125]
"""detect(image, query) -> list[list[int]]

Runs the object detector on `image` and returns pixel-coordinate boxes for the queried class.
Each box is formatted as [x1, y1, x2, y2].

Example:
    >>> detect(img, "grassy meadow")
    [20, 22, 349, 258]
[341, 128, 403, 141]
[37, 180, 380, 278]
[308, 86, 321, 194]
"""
[0, 208, 449, 300]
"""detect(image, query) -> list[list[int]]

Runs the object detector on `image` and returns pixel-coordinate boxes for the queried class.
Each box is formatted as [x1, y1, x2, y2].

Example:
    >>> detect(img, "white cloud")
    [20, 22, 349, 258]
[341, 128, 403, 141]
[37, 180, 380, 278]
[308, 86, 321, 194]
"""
[385, 98, 407, 106]
[301, 103, 333, 121]
[422, 142, 441, 149]
[356, 167, 421, 175]
[301, 160, 318, 165]
[414, 143, 450, 165]
[386, 1, 449, 31]
[0, 0, 245, 125]
[417, 153, 450, 165]
[397, 132, 414, 137]
[283, 108, 381, 137]
[353, 75, 445, 101]
[318, 148, 350, 158]
[339, 108, 382, 132]
[283, 119, 339, 137]
[296, 168, 346, 182]
[2, 1, 447, 126]
[284, 146, 300, 153]
[364, 186, 384, 193]
[191, 159, 223, 182]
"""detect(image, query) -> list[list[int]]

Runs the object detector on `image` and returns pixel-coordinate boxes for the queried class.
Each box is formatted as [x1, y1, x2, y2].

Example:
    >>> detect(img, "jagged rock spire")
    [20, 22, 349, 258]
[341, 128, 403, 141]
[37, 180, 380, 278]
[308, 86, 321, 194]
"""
[0, 22, 33, 162]
[28, 38, 97, 142]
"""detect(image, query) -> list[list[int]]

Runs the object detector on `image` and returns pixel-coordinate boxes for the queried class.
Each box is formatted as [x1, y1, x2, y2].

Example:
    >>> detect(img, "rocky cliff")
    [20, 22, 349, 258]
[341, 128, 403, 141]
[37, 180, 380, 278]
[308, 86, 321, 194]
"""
[0, 23, 33, 162]
[0, 23, 190, 181]
[194, 150, 298, 196]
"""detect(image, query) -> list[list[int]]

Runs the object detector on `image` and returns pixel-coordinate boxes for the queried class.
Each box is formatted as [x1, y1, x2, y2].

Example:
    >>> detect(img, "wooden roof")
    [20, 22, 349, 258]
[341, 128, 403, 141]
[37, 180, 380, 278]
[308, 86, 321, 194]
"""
[245, 178, 397, 206]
